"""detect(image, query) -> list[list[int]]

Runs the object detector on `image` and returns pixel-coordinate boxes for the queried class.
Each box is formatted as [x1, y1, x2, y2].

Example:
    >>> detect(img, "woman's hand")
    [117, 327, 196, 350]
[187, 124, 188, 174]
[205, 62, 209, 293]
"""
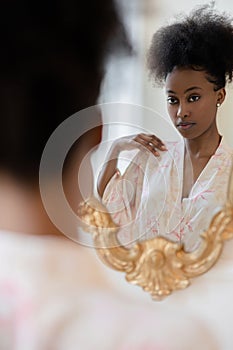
[111, 133, 167, 157]
[133, 133, 167, 156]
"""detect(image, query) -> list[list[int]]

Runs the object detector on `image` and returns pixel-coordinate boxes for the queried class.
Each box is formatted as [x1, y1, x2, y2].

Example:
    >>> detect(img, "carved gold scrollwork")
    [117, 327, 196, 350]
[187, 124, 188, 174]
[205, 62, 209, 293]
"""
[78, 167, 233, 300]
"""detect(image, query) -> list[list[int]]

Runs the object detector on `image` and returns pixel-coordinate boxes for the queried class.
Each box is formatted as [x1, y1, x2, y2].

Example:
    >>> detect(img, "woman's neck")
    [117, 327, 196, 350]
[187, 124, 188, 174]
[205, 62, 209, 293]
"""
[0, 172, 63, 236]
[184, 127, 221, 159]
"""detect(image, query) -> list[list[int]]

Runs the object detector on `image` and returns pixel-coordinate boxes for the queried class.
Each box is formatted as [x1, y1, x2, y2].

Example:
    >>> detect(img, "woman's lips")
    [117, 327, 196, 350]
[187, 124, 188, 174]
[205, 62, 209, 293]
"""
[177, 122, 195, 130]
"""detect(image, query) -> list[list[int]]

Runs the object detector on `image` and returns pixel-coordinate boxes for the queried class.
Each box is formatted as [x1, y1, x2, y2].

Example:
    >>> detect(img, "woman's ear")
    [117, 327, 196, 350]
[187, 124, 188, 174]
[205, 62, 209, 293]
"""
[217, 88, 226, 105]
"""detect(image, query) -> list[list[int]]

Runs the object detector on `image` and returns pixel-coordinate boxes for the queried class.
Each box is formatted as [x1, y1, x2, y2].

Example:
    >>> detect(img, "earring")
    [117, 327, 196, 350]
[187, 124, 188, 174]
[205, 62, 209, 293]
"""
[217, 102, 221, 107]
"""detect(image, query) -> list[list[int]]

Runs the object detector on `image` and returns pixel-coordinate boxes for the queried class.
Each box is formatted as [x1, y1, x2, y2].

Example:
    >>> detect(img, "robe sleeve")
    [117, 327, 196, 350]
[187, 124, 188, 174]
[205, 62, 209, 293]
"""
[102, 150, 149, 228]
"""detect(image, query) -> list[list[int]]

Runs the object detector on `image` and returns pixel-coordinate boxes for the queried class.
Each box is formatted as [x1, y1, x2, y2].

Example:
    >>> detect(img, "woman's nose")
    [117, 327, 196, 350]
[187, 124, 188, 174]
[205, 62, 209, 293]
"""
[177, 103, 190, 118]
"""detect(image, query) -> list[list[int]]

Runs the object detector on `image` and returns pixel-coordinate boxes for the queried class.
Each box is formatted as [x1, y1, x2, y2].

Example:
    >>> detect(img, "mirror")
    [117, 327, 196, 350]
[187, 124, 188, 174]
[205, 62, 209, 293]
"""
[78, 1, 233, 300]
[78, 102, 233, 300]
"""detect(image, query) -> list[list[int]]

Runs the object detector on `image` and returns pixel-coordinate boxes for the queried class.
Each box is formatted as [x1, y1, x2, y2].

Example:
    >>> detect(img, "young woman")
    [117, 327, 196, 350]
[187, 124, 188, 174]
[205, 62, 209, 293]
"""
[98, 5, 233, 251]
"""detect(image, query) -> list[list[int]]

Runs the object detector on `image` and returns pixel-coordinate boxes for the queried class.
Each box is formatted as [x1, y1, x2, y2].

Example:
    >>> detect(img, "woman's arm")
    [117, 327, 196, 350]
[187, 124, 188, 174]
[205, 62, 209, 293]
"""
[97, 133, 167, 198]
[97, 145, 120, 198]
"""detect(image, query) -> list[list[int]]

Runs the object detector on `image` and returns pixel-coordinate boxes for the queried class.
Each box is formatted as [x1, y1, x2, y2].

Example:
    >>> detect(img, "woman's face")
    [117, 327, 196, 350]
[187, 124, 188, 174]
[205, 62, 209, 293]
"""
[165, 67, 225, 140]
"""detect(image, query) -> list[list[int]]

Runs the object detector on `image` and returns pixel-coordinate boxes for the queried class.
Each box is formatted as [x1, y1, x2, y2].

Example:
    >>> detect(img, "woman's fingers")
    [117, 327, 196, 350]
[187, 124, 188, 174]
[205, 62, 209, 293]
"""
[135, 133, 166, 149]
[133, 136, 160, 156]
[111, 133, 167, 157]
[133, 133, 167, 156]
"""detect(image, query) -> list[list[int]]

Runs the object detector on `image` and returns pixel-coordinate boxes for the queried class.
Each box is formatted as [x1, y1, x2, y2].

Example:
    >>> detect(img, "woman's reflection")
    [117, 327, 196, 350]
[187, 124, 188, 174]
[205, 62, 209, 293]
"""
[97, 5, 233, 251]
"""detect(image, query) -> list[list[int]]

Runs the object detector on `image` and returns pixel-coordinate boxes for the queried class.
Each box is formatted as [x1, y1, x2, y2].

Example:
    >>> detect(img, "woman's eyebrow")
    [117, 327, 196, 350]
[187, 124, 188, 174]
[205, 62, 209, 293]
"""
[184, 86, 202, 93]
[166, 86, 202, 94]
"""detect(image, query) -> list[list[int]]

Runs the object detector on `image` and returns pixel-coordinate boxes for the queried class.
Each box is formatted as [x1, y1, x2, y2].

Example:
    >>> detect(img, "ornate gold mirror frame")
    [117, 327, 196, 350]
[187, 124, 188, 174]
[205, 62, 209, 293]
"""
[79, 165, 233, 300]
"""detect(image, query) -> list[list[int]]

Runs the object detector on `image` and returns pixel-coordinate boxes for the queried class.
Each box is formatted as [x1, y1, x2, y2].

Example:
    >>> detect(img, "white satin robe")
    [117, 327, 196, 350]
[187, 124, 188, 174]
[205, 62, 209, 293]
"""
[103, 139, 233, 251]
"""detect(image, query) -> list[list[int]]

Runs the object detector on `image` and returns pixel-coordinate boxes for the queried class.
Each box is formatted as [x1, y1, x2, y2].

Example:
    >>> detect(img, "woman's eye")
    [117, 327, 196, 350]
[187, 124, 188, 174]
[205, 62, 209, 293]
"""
[167, 96, 178, 105]
[188, 95, 200, 102]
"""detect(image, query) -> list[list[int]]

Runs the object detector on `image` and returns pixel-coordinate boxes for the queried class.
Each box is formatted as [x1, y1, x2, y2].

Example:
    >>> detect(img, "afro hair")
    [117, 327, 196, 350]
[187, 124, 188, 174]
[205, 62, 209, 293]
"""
[147, 4, 233, 90]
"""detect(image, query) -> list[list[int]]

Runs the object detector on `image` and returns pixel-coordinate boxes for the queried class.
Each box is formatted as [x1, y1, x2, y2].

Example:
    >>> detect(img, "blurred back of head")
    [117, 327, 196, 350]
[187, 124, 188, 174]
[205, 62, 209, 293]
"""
[0, 0, 129, 182]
